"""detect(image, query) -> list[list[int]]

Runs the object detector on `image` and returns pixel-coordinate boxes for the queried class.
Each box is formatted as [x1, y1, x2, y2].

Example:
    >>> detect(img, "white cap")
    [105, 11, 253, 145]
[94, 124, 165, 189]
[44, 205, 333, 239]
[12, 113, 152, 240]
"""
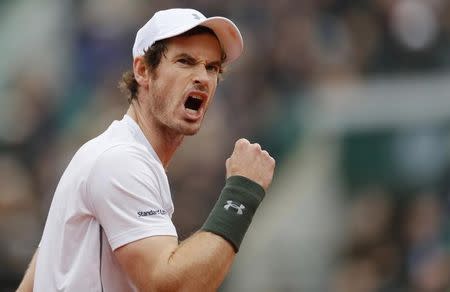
[132, 8, 244, 64]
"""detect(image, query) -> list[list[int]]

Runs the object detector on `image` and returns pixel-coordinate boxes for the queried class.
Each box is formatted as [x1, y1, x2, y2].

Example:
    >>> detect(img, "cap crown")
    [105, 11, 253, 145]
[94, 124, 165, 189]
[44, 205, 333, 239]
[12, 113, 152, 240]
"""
[132, 8, 244, 64]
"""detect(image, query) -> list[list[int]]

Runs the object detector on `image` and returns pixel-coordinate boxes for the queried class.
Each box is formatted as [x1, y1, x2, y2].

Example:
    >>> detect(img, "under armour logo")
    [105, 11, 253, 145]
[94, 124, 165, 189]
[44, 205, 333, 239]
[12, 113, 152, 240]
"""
[192, 13, 201, 20]
[224, 200, 245, 215]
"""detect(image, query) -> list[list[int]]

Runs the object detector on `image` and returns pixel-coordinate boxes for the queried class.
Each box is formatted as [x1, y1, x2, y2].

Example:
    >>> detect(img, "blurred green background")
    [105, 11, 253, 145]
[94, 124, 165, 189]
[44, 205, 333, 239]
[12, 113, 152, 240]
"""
[1, 0, 450, 291]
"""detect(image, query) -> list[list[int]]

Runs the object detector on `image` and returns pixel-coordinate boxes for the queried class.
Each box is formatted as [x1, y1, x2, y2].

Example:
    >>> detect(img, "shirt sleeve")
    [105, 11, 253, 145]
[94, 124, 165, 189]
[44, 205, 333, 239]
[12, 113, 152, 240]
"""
[86, 144, 177, 250]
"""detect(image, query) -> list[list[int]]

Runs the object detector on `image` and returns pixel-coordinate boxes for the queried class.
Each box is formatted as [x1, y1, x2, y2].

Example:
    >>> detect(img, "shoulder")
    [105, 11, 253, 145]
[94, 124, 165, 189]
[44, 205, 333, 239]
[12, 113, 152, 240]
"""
[97, 143, 160, 172]
[86, 143, 164, 193]
[85, 143, 166, 211]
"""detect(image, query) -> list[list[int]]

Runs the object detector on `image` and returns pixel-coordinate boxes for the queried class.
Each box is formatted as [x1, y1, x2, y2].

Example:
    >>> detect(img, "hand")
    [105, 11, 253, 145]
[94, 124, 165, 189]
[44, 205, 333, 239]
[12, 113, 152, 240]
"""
[226, 138, 275, 191]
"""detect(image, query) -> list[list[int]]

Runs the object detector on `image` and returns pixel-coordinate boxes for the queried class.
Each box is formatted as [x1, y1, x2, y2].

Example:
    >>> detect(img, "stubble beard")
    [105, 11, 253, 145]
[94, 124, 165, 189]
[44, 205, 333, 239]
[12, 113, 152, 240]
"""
[149, 89, 201, 138]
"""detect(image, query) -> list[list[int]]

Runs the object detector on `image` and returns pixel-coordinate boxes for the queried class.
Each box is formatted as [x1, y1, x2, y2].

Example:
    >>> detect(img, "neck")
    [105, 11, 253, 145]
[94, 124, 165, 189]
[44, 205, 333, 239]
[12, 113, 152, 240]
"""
[126, 103, 183, 169]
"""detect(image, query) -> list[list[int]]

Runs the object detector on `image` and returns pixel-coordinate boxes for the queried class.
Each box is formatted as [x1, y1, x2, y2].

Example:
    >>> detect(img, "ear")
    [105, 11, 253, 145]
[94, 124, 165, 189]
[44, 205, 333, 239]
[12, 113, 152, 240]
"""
[133, 56, 149, 89]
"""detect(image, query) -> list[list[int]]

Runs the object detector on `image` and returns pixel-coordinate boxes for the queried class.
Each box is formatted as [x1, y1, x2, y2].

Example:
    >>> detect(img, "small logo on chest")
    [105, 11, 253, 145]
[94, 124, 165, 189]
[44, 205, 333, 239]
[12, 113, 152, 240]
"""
[137, 209, 167, 217]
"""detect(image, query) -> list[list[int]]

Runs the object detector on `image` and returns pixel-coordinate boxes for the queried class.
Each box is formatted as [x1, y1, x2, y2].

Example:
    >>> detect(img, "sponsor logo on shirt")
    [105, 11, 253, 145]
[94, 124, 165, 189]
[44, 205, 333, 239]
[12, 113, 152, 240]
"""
[137, 209, 167, 217]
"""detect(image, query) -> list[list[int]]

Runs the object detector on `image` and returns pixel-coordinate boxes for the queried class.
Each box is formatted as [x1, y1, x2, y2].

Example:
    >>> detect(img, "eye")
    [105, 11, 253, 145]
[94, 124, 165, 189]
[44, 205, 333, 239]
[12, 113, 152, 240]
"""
[177, 58, 189, 65]
[206, 64, 220, 74]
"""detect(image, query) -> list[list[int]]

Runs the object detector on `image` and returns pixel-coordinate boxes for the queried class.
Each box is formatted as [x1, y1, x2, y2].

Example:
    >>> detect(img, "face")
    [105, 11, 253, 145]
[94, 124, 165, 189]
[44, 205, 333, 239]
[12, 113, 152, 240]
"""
[143, 33, 222, 136]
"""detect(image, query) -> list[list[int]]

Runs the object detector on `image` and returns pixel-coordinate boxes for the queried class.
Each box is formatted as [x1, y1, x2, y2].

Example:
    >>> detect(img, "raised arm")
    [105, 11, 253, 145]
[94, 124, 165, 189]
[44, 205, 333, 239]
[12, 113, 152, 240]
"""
[115, 138, 275, 291]
[17, 249, 38, 292]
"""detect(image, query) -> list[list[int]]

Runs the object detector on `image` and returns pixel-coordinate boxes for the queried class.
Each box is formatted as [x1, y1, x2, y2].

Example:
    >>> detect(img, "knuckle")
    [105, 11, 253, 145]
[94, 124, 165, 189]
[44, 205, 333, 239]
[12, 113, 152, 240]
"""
[236, 138, 249, 147]
[271, 158, 276, 168]
[251, 143, 261, 151]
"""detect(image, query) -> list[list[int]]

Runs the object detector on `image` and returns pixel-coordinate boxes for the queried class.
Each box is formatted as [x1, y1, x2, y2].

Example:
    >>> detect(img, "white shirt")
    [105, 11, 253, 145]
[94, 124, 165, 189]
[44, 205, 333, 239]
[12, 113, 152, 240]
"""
[34, 115, 177, 292]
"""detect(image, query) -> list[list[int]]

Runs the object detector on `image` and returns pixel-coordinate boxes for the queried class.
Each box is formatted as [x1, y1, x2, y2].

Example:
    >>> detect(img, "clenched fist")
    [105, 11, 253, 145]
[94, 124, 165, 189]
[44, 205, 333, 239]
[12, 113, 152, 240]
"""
[226, 138, 275, 191]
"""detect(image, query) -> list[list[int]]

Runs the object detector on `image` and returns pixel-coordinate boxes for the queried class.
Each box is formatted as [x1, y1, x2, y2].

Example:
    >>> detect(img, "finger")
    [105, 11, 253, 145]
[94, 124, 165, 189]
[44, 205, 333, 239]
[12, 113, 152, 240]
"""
[253, 143, 261, 151]
[269, 156, 276, 168]
[235, 138, 250, 149]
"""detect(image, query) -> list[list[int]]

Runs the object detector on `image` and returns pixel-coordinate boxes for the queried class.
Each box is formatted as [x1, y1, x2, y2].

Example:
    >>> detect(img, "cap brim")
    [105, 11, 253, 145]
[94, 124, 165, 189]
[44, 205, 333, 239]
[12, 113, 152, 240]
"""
[151, 16, 243, 64]
[199, 17, 244, 64]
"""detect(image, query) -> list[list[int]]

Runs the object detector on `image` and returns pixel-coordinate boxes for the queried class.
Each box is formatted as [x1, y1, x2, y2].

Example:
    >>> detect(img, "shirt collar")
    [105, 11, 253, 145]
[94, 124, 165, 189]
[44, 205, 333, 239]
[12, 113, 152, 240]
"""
[123, 114, 163, 166]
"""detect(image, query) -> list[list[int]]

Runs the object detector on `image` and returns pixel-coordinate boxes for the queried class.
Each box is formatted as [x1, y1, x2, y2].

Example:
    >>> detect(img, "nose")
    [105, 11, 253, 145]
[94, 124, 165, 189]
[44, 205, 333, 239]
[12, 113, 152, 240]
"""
[192, 65, 210, 89]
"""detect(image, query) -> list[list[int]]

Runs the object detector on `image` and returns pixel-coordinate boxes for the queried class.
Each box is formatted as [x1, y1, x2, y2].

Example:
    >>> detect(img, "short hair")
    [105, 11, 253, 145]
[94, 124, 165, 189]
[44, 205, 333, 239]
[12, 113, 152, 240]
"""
[119, 26, 226, 103]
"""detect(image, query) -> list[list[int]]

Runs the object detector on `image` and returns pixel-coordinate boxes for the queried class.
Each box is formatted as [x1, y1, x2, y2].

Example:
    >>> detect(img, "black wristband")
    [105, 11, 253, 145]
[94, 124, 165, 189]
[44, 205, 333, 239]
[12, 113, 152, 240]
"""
[201, 175, 265, 252]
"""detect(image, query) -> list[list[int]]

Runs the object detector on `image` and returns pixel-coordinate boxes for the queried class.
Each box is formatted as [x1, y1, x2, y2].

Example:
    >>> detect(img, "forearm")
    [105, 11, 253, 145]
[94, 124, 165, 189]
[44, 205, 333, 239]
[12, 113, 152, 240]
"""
[17, 249, 38, 292]
[153, 232, 235, 291]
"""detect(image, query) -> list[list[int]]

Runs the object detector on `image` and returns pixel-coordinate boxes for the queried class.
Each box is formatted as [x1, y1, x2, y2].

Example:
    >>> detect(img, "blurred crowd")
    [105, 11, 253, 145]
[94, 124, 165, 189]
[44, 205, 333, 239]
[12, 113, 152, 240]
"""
[1, 0, 450, 291]
[330, 186, 450, 292]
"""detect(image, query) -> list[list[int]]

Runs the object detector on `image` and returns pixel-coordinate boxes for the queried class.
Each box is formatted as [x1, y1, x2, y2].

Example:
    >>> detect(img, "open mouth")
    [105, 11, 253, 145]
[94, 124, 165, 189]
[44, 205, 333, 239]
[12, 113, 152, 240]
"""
[184, 96, 203, 111]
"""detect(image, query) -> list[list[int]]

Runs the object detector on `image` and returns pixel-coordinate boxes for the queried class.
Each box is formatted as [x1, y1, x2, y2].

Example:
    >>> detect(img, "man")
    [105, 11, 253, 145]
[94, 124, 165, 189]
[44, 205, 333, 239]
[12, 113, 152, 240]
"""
[18, 8, 275, 291]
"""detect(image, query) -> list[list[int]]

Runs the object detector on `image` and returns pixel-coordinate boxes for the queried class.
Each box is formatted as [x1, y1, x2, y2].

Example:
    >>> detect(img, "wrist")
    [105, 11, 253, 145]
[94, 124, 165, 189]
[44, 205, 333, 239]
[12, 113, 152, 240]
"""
[201, 175, 265, 252]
